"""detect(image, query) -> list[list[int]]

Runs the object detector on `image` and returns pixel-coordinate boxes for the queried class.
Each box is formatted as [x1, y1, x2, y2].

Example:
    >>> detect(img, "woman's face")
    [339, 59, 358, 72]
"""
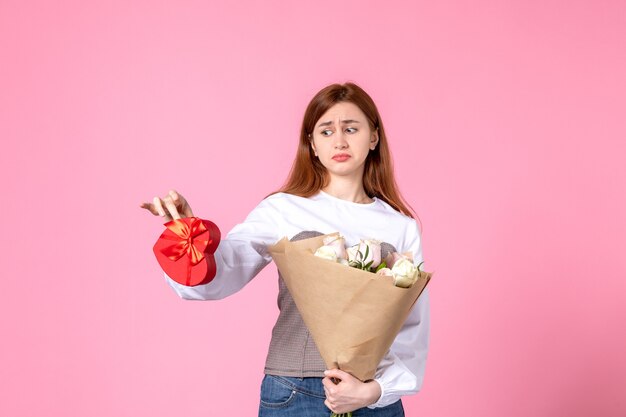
[310, 101, 379, 182]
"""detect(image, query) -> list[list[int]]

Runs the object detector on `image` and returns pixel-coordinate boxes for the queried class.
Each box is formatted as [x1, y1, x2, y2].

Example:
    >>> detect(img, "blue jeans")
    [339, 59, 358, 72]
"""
[258, 375, 405, 417]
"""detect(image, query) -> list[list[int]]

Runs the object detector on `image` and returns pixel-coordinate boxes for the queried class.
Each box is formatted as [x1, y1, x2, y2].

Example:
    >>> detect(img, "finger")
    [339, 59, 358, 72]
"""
[140, 202, 159, 216]
[153, 197, 168, 217]
[323, 383, 337, 398]
[170, 191, 194, 218]
[322, 377, 335, 390]
[169, 189, 186, 210]
[169, 190, 194, 218]
[181, 202, 194, 218]
[162, 195, 181, 220]
[324, 399, 336, 413]
[169, 190, 180, 206]
[324, 369, 350, 381]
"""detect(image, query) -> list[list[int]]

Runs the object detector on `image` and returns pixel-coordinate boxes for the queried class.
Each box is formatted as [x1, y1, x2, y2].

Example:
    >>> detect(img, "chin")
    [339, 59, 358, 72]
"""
[329, 168, 363, 178]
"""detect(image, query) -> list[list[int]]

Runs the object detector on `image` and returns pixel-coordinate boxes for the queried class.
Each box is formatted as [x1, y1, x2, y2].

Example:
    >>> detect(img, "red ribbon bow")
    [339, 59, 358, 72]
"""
[153, 217, 220, 287]
[158, 217, 213, 265]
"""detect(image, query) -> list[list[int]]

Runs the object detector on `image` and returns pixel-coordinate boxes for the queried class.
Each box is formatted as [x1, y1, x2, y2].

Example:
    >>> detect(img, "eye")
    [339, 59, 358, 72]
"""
[321, 129, 333, 136]
[346, 127, 357, 133]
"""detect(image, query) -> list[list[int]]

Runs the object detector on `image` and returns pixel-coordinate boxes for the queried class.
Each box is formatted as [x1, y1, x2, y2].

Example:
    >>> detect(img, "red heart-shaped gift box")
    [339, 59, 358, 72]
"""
[153, 217, 221, 286]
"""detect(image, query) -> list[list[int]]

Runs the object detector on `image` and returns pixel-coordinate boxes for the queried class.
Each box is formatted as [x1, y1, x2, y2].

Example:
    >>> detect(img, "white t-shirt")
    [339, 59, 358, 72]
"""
[164, 190, 430, 408]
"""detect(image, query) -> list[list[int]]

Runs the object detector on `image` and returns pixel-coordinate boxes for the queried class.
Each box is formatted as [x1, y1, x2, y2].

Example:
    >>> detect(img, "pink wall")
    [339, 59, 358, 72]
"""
[1, 1, 625, 416]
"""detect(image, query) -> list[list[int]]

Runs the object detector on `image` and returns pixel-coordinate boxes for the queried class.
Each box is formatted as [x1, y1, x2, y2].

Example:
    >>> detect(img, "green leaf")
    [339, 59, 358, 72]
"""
[375, 261, 387, 272]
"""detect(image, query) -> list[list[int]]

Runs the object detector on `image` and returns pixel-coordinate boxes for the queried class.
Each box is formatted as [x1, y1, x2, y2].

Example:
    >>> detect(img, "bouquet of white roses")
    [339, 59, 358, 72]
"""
[314, 232, 425, 288]
[268, 233, 432, 386]
[307, 233, 430, 417]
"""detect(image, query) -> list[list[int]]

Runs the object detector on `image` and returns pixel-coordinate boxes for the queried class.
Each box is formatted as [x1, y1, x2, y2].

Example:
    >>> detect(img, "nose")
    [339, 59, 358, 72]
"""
[333, 130, 348, 149]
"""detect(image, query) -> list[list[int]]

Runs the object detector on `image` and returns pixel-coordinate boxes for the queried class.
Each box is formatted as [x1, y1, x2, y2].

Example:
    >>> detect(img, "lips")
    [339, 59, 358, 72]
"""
[332, 154, 351, 161]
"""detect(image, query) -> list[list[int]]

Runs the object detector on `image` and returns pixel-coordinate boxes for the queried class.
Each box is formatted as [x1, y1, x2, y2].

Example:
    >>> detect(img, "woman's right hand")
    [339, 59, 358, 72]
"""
[140, 189, 195, 222]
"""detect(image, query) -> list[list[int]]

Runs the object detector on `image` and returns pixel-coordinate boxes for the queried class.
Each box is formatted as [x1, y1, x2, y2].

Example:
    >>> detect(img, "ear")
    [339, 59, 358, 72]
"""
[310, 141, 318, 156]
[370, 129, 379, 150]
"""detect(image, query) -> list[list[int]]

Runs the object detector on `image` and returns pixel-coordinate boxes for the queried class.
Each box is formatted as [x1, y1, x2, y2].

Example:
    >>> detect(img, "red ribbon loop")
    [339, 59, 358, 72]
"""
[158, 218, 211, 266]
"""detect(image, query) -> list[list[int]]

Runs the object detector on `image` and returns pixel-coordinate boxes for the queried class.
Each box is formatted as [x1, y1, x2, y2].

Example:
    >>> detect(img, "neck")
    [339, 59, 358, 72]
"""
[321, 177, 373, 204]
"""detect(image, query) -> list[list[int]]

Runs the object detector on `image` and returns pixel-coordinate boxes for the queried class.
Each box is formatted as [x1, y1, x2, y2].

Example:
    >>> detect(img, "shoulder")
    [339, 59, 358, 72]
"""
[375, 198, 418, 227]
[259, 191, 318, 209]
[262, 191, 291, 203]
[373, 199, 421, 250]
[260, 192, 303, 207]
[249, 192, 309, 217]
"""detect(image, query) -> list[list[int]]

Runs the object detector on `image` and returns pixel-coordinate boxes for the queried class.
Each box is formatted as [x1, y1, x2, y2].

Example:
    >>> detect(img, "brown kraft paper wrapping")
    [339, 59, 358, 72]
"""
[268, 233, 432, 382]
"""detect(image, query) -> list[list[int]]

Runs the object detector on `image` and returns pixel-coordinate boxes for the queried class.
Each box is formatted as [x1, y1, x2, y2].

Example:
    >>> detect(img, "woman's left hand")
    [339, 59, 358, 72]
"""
[322, 369, 382, 414]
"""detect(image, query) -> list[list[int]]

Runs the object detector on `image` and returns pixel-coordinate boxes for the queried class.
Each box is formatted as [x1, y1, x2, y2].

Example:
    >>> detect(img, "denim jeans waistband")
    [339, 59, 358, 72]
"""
[266, 375, 326, 399]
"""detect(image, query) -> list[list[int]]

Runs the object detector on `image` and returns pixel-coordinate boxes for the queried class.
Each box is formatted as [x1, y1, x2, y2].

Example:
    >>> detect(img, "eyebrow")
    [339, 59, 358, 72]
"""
[317, 119, 361, 128]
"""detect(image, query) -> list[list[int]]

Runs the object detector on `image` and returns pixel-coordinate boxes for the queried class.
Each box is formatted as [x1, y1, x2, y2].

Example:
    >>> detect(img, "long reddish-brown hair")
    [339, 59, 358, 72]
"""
[267, 82, 419, 222]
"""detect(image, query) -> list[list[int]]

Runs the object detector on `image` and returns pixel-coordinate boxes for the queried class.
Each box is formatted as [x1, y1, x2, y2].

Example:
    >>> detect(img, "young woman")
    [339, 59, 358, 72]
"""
[141, 82, 430, 416]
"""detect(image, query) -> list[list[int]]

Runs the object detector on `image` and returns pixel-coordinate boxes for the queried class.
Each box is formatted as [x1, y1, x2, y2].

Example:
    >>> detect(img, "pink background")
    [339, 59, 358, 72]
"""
[1, 1, 625, 416]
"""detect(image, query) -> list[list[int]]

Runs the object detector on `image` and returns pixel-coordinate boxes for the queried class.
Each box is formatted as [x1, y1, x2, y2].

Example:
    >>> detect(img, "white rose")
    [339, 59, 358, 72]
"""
[385, 251, 414, 269]
[322, 233, 347, 260]
[384, 252, 403, 269]
[348, 239, 382, 270]
[391, 258, 418, 288]
[401, 251, 414, 263]
[314, 245, 338, 262]
[346, 244, 360, 264]
[376, 267, 393, 277]
[361, 239, 382, 268]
